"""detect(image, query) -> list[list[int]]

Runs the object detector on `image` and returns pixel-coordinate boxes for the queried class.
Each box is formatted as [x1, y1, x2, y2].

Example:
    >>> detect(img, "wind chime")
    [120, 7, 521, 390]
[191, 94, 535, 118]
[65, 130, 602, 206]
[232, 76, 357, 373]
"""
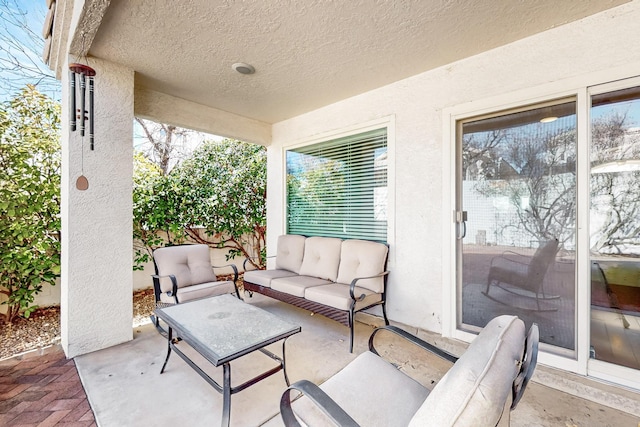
[69, 62, 96, 190]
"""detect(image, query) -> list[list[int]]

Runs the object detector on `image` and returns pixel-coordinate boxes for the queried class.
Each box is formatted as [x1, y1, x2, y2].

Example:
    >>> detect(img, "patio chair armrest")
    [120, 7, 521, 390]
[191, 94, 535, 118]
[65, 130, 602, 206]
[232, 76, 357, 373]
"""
[348, 271, 390, 301]
[490, 250, 530, 268]
[211, 263, 239, 282]
[151, 274, 178, 302]
[368, 325, 459, 364]
[280, 380, 361, 427]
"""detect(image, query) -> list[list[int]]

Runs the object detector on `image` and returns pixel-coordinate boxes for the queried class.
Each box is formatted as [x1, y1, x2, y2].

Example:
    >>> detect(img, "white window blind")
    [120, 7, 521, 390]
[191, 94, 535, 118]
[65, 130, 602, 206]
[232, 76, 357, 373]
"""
[286, 128, 387, 241]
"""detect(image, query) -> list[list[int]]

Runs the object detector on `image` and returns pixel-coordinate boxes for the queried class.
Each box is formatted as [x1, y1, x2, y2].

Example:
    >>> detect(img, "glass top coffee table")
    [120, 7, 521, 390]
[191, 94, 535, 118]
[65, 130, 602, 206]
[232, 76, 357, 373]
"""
[155, 294, 301, 427]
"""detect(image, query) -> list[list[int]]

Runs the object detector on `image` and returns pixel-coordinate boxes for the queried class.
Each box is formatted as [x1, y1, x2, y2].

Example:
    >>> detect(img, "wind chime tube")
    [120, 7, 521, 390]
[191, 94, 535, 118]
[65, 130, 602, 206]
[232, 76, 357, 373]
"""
[80, 73, 86, 137]
[89, 77, 94, 150]
[68, 63, 96, 149]
[70, 70, 76, 131]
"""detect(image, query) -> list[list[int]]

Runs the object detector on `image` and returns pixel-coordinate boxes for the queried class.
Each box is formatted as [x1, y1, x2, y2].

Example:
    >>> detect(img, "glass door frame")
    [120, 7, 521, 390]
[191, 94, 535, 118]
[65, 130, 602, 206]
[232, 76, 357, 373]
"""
[442, 75, 640, 388]
[586, 77, 640, 389]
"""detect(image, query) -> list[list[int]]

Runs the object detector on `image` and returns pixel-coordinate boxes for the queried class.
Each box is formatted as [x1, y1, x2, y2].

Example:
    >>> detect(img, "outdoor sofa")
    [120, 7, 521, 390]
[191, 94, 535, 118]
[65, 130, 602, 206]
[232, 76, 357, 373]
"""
[243, 234, 389, 352]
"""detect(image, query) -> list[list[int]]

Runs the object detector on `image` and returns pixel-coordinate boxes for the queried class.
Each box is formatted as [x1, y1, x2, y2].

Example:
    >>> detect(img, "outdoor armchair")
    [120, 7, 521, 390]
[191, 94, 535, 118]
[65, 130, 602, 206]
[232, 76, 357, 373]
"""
[280, 315, 538, 427]
[150, 244, 240, 333]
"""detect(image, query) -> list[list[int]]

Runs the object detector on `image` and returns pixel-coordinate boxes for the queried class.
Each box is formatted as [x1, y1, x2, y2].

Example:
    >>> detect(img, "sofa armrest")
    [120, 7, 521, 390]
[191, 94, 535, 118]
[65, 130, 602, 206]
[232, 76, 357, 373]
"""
[243, 255, 274, 271]
[243, 257, 257, 271]
[368, 325, 459, 364]
[280, 380, 361, 427]
[348, 270, 390, 301]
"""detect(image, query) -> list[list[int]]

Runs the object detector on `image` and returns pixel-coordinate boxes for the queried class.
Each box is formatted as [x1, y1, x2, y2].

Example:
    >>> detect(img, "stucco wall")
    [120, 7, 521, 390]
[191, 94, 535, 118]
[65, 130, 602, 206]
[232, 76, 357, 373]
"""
[270, 2, 640, 333]
[61, 57, 135, 358]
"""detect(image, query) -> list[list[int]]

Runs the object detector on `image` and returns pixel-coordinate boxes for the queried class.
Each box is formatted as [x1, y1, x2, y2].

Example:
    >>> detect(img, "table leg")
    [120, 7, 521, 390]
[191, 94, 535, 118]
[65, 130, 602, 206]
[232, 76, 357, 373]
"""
[160, 326, 173, 374]
[282, 338, 291, 386]
[221, 363, 231, 427]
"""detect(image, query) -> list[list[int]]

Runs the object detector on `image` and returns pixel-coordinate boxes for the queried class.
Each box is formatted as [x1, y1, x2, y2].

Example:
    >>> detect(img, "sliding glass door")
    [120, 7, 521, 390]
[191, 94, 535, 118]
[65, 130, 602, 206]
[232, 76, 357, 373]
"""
[589, 85, 640, 371]
[456, 100, 577, 354]
[454, 79, 640, 384]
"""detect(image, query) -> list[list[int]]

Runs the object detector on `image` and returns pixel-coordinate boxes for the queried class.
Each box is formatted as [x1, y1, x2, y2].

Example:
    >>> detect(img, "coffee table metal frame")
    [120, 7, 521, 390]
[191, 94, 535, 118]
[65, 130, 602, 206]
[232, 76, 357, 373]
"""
[154, 294, 301, 427]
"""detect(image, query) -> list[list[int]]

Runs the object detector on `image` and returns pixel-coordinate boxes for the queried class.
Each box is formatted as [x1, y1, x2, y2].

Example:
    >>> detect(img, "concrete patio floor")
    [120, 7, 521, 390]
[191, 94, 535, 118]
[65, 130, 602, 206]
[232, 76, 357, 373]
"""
[74, 293, 640, 426]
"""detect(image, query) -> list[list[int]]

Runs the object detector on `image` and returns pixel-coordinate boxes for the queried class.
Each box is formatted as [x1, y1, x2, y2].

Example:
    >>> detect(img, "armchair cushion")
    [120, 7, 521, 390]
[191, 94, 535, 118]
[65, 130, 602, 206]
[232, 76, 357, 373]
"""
[292, 351, 430, 427]
[159, 280, 235, 304]
[154, 244, 217, 292]
[408, 315, 524, 426]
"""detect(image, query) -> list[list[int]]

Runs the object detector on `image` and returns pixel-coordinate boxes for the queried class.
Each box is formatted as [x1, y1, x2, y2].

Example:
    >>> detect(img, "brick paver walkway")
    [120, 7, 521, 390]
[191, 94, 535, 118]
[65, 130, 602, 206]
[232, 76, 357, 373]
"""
[0, 345, 96, 426]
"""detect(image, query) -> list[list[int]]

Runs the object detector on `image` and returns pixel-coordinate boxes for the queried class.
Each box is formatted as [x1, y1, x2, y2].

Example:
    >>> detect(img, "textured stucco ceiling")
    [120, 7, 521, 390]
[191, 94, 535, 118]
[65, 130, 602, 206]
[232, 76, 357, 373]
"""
[88, 0, 628, 124]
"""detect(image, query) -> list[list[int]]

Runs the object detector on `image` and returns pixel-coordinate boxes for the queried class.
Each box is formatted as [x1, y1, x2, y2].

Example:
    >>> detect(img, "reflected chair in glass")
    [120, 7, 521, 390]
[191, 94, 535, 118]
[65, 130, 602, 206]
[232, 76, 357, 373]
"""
[483, 238, 560, 312]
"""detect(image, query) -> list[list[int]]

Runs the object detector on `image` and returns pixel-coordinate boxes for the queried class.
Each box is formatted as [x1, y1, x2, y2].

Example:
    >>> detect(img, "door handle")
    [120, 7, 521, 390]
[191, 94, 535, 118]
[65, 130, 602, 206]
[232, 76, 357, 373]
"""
[455, 211, 467, 240]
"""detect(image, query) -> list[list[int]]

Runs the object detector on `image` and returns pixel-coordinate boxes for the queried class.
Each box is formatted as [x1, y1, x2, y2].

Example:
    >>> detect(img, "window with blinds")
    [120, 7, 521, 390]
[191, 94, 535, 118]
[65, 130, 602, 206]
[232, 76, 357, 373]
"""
[286, 128, 387, 242]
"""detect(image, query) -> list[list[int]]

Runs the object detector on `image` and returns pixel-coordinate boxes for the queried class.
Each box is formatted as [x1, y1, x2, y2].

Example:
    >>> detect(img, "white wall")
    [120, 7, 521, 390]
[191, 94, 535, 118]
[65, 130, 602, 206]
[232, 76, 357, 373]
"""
[270, 2, 640, 333]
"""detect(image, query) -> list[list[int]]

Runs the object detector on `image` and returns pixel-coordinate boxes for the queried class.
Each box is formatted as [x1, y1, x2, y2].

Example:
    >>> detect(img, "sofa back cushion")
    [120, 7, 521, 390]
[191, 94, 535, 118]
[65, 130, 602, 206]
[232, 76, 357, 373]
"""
[336, 239, 388, 293]
[298, 236, 343, 281]
[153, 244, 216, 291]
[275, 234, 307, 273]
[408, 315, 525, 427]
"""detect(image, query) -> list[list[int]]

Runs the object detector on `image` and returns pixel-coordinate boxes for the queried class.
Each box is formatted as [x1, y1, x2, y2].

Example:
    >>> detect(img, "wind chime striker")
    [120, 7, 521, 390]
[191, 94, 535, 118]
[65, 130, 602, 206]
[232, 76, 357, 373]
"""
[69, 63, 96, 190]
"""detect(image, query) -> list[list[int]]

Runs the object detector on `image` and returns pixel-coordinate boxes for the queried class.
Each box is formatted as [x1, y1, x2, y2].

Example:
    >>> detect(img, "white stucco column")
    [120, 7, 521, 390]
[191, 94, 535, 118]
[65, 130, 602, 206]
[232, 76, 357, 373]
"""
[61, 57, 134, 358]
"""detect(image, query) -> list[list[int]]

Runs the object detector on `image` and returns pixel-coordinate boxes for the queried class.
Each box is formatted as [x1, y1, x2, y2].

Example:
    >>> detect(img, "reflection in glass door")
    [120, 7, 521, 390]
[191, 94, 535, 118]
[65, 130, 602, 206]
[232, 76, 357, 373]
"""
[457, 100, 577, 353]
[590, 86, 640, 370]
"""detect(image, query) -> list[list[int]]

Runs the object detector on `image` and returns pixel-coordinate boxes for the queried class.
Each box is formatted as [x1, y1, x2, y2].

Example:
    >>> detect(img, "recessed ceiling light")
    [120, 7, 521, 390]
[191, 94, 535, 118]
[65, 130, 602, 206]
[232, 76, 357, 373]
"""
[232, 63, 255, 75]
[540, 116, 558, 123]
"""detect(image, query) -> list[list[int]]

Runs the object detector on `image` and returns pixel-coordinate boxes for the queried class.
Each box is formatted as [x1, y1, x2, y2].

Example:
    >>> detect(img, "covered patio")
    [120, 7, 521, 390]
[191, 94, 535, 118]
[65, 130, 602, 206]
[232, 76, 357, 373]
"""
[40, 0, 640, 422]
[3, 293, 640, 425]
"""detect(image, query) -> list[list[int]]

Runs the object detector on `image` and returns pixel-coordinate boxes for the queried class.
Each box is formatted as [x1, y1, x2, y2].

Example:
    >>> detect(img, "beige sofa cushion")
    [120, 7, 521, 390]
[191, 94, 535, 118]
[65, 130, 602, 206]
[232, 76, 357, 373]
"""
[271, 275, 332, 297]
[154, 244, 217, 292]
[243, 269, 297, 288]
[409, 315, 525, 427]
[304, 283, 382, 311]
[298, 236, 343, 281]
[336, 239, 388, 293]
[293, 351, 430, 427]
[275, 234, 306, 273]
